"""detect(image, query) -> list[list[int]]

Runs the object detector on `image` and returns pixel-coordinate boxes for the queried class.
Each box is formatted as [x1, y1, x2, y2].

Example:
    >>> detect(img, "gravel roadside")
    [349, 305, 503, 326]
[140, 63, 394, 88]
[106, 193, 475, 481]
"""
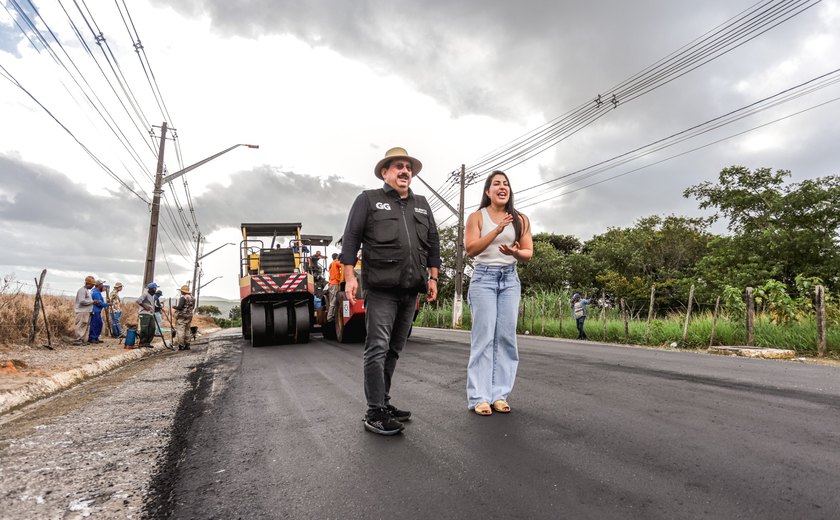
[0, 329, 235, 519]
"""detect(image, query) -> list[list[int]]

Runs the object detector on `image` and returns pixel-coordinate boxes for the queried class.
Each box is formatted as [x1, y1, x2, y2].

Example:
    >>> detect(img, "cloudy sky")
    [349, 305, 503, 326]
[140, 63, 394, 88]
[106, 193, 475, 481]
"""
[1, 0, 838, 301]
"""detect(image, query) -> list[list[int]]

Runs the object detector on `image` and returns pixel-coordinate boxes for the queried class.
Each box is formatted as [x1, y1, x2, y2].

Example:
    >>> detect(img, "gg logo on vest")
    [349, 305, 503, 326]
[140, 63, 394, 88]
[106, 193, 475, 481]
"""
[375, 202, 392, 211]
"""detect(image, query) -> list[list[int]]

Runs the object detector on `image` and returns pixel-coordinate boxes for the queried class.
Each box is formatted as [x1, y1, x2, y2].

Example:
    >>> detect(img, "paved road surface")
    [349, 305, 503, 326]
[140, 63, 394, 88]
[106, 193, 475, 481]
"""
[169, 328, 840, 520]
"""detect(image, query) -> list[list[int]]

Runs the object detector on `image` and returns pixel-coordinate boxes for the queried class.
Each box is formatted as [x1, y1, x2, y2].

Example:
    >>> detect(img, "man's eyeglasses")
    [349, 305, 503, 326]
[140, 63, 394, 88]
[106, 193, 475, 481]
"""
[390, 161, 413, 173]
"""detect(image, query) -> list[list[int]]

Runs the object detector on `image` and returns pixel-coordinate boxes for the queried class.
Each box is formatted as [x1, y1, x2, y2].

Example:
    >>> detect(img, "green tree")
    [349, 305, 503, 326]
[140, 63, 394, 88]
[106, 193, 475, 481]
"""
[229, 305, 241, 321]
[685, 166, 840, 292]
[196, 305, 221, 316]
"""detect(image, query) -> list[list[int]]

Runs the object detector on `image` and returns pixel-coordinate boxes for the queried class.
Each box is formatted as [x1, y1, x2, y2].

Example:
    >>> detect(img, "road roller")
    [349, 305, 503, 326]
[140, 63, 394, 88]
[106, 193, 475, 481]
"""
[239, 222, 332, 347]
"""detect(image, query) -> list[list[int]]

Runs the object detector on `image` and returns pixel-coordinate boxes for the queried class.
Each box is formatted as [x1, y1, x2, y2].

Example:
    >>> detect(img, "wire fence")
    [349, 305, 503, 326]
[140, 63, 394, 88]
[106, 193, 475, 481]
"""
[416, 285, 839, 356]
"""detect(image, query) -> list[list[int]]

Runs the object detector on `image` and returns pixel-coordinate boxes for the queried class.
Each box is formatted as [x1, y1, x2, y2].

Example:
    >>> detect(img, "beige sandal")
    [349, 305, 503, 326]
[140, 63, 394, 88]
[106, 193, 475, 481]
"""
[492, 400, 511, 413]
[474, 402, 492, 416]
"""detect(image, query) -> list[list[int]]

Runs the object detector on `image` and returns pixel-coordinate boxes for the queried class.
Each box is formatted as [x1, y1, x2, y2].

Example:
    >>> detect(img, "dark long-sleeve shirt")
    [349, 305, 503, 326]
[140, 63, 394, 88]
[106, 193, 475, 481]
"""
[339, 183, 442, 269]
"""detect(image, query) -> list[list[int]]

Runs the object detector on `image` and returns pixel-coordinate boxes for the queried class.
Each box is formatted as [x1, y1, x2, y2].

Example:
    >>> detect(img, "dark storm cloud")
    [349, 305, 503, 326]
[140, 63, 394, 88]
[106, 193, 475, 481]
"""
[157, 0, 818, 122]
[0, 153, 150, 272]
[0, 156, 368, 295]
[193, 165, 365, 239]
[156, 0, 837, 242]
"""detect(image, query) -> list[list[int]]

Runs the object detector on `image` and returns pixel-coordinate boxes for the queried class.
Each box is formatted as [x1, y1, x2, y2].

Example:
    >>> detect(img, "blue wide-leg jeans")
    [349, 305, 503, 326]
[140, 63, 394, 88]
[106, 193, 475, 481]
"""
[466, 264, 521, 408]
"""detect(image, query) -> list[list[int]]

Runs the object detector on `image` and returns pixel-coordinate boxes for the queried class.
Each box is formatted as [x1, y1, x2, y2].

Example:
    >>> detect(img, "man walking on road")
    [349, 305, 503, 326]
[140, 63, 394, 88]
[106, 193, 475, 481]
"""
[173, 284, 195, 351]
[73, 275, 96, 345]
[136, 282, 158, 348]
[340, 147, 441, 435]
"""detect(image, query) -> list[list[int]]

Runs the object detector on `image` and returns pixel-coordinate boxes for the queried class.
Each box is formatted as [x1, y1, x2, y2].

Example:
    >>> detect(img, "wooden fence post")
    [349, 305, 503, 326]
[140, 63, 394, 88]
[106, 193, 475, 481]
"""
[645, 284, 655, 343]
[816, 285, 826, 357]
[28, 269, 47, 345]
[745, 287, 755, 346]
[682, 284, 695, 345]
[530, 296, 536, 333]
[621, 298, 628, 342]
[540, 298, 545, 336]
[709, 296, 720, 348]
[558, 297, 563, 336]
[601, 289, 607, 341]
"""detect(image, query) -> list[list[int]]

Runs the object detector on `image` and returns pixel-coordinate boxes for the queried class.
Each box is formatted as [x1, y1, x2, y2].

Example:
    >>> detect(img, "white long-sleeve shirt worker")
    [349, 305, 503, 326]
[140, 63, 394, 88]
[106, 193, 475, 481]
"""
[74, 287, 93, 313]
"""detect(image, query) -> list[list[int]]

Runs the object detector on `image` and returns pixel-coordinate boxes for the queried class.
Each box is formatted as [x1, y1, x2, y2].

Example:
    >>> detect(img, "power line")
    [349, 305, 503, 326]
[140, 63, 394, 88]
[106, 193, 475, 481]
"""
[0, 62, 150, 202]
[436, 70, 840, 225]
[456, 0, 823, 187]
[517, 95, 840, 211]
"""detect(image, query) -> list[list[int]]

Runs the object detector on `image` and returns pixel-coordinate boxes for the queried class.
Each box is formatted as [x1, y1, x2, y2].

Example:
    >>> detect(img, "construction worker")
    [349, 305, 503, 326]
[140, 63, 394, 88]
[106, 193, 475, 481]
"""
[109, 282, 124, 338]
[153, 289, 164, 335]
[88, 280, 109, 344]
[73, 276, 96, 345]
[173, 284, 195, 351]
[327, 253, 343, 323]
[136, 282, 158, 348]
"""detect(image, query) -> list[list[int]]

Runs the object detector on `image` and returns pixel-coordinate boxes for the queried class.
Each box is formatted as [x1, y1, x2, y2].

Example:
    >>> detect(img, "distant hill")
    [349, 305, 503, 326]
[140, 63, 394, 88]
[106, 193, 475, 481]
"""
[195, 296, 240, 318]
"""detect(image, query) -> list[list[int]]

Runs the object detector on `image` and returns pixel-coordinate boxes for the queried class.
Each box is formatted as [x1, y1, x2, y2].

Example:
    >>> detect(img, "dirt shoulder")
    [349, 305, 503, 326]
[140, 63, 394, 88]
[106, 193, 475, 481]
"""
[0, 315, 221, 397]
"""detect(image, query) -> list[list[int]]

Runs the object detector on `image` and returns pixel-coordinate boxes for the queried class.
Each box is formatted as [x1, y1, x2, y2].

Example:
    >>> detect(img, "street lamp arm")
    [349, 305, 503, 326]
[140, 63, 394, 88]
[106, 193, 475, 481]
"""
[198, 242, 235, 261]
[163, 144, 259, 184]
[199, 276, 222, 290]
[415, 174, 458, 215]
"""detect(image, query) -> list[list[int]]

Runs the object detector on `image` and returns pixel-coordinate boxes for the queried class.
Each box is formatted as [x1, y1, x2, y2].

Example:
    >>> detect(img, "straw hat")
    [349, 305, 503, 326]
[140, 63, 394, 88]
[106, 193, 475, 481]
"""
[374, 147, 422, 180]
[180, 285, 190, 293]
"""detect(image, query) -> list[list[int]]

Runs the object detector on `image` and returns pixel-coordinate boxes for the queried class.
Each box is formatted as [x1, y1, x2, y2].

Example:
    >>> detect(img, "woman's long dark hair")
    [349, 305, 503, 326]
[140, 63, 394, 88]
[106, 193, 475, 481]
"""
[479, 170, 522, 242]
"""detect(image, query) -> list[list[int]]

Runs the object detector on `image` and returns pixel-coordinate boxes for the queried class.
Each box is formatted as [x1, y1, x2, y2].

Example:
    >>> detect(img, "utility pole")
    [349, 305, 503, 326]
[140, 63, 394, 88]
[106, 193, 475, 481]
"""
[143, 122, 168, 287]
[141, 135, 258, 289]
[452, 164, 466, 328]
[191, 232, 203, 295]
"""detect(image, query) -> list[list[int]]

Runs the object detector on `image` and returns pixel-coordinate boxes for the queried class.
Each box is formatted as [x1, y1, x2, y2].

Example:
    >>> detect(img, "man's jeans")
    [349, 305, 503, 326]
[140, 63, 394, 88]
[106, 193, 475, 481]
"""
[363, 288, 417, 411]
[576, 317, 587, 339]
[112, 311, 123, 337]
[154, 312, 163, 335]
[466, 264, 521, 408]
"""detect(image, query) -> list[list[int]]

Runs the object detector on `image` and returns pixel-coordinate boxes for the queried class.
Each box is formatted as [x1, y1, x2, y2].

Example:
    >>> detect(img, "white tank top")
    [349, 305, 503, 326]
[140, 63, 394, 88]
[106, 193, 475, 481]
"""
[472, 207, 517, 265]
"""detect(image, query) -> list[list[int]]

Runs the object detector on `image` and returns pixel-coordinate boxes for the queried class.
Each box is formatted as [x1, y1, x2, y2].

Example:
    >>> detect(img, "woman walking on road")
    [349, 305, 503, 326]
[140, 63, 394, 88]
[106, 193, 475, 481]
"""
[464, 170, 533, 416]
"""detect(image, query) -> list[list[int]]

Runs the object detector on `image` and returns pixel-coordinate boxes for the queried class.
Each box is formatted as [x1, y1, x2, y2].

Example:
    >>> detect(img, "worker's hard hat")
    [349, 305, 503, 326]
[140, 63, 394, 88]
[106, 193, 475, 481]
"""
[84, 276, 96, 284]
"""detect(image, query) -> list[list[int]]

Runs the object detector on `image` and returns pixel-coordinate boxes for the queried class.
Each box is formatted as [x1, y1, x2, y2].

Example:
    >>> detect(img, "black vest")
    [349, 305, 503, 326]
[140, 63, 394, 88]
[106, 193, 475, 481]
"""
[361, 188, 433, 292]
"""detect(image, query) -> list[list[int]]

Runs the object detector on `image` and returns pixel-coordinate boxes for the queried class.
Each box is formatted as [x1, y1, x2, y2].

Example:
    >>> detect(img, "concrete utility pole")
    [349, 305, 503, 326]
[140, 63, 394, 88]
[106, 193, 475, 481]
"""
[413, 167, 468, 328]
[141, 124, 258, 288]
[452, 165, 466, 328]
[143, 122, 168, 287]
[191, 232, 203, 295]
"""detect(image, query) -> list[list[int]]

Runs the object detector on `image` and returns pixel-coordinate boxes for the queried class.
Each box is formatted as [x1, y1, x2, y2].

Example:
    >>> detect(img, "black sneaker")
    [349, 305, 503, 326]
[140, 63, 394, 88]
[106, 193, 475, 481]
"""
[363, 408, 405, 436]
[385, 404, 411, 422]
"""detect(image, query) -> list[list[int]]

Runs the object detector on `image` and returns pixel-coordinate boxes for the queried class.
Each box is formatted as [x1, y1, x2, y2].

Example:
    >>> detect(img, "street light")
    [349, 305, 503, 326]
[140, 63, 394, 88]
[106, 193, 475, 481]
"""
[199, 276, 222, 291]
[192, 242, 235, 298]
[142, 121, 258, 286]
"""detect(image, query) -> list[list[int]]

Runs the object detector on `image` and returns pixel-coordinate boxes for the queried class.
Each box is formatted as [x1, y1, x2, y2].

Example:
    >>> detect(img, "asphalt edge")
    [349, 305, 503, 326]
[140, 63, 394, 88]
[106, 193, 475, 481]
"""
[0, 346, 168, 416]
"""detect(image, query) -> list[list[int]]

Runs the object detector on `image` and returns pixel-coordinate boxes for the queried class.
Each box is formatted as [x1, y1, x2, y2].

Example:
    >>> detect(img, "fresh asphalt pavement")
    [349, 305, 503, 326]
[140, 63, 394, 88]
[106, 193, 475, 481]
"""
[170, 327, 840, 520]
